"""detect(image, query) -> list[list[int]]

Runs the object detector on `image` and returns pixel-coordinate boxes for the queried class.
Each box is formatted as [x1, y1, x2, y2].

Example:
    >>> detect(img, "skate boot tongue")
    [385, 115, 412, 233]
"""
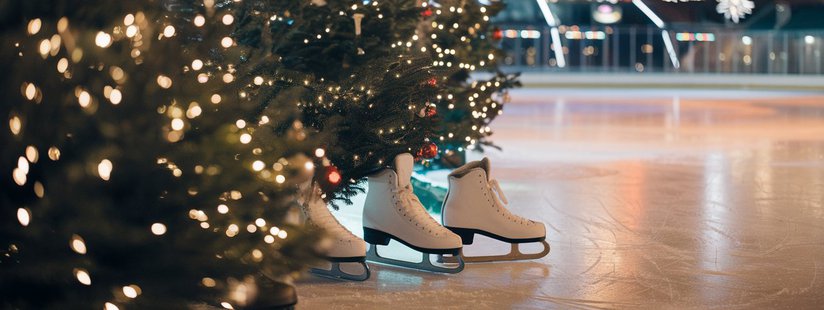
[393, 153, 414, 188]
[480, 157, 492, 180]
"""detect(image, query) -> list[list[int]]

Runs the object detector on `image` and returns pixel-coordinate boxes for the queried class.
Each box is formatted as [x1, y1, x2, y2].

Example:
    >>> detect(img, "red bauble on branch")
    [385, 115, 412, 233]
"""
[326, 166, 341, 185]
[417, 142, 438, 159]
[426, 77, 437, 87]
[317, 165, 342, 193]
[492, 27, 503, 41]
[422, 8, 433, 17]
[418, 105, 437, 117]
[425, 106, 437, 117]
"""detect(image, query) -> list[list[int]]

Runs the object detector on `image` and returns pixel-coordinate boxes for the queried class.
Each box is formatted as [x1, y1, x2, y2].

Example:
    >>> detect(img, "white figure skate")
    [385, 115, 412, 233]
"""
[362, 153, 464, 273]
[441, 158, 549, 263]
[300, 183, 370, 281]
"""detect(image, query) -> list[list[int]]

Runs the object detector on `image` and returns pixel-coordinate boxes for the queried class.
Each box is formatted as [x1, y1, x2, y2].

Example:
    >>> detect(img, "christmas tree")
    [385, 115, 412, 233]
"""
[420, 0, 520, 166]
[228, 0, 447, 205]
[1, 0, 321, 308]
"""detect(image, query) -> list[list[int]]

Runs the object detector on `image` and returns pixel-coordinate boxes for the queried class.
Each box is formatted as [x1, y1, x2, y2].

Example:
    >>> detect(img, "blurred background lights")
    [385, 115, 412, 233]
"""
[74, 268, 91, 285]
[221, 37, 233, 48]
[163, 25, 175, 37]
[17, 208, 31, 226]
[98, 159, 113, 181]
[95, 31, 112, 48]
[193, 15, 205, 27]
[222, 14, 234, 25]
[122, 285, 141, 298]
[252, 160, 265, 171]
[151, 223, 167, 235]
[239, 133, 252, 144]
[27, 18, 42, 35]
[70, 235, 87, 254]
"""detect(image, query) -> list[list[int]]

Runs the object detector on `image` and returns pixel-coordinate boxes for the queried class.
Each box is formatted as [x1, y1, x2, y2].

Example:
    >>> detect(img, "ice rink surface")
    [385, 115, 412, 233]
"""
[297, 88, 824, 309]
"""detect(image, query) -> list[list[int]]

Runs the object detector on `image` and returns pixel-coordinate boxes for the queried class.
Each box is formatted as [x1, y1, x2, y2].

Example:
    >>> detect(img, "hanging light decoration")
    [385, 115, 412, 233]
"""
[716, 0, 755, 23]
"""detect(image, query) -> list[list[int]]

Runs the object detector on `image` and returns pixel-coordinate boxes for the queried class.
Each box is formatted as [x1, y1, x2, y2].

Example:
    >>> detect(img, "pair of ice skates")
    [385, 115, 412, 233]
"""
[301, 153, 549, 281]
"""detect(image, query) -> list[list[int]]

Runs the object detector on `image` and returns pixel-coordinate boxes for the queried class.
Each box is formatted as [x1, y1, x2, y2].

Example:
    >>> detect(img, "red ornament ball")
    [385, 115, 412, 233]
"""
[425, 106, 437, 117]
[422, 8, 433, 17]
[326, 167, 341, 185]
[427, 77, 437, 86]
[492, 28, 503, 41]
[418, 143, 438, 159]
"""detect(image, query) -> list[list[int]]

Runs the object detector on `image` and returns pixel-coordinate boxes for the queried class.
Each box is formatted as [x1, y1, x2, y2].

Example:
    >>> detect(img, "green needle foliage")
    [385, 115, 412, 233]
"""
[0, 0, 320, 308]
[422, 0, 520, 159]
[228, 0, 446, 205]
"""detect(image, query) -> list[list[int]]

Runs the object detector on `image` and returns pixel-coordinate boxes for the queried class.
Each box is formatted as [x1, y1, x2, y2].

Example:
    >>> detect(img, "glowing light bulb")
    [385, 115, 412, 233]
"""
[104, 302, 119, 310]
[27, 19, 42, 35]
[123, 286, 138, 298]
[252, 160, 265, 171]
[192, 59, 203, 70]
[151, 223, 167, 235]
[70, 235, 87, 254]
[78, 91, 91, 107]
[95, 31, 112, 48]
[221, 37, 233, 48]
[10, 116, 22, 135]
[74, 268, 91, 285]
[314, 148, 325, 157]
[17, 208, 31, 226]
[98, 159, 113, 181]
[157, 75, 172, 89]
[217, 204, 229, 214]
[25, 83, 36, 100]
[222, 14, 234, 25]
[171, 118, 184, 131]
[110, 89, 122, 104]
[163, 25, 175, 38]
[239, 133, 252, 144]
[48, 147, 60, 160]
[275, 175, 285, 184]
[38, 39, 51, 56]
[210, 94, 222, 104]
[57, 58, 69, 73]
[194, 15, 205, 27]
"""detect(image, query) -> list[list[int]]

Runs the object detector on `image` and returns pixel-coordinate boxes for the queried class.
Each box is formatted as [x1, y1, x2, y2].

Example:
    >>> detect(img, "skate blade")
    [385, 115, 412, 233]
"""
[442, 240, 550, 263]
[310, 261, 370, 281]
[366, 245, 464, 274]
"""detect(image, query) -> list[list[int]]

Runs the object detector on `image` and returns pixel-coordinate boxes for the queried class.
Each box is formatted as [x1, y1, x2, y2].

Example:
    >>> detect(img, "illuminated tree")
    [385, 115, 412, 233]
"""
[229, 0, 444, 205]
[420, 0, 520, 165]
[0, 0, 320, 308]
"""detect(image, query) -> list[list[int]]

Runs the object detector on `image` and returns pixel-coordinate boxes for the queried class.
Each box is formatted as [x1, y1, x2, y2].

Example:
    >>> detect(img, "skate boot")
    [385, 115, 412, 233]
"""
[442, 157, 549, 263]
[362, 153, 464, 273]
[300, 183, 370, 281]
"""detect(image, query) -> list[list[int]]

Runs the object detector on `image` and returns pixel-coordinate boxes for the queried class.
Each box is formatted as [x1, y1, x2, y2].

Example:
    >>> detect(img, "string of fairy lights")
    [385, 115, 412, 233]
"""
[9, 3, 323, 309]
[9, 0, 511, 307]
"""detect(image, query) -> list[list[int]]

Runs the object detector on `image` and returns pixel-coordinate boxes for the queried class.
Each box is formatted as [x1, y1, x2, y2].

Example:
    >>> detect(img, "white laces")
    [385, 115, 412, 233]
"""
[393, 184, 441, 233]
[488, 178, 509, 206]
[487, 177, 529, 225]
[305, 190, 353, 238]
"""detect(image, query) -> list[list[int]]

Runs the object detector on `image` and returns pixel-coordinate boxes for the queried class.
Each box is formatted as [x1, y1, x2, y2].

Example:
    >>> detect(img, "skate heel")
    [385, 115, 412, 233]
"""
[363, 227, 391, 245]
[446, 227, 475, 245]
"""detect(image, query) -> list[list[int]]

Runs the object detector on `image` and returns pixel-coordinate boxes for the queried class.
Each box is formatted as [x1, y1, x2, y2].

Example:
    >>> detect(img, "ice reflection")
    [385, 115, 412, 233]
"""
[299, 89, 824, 308]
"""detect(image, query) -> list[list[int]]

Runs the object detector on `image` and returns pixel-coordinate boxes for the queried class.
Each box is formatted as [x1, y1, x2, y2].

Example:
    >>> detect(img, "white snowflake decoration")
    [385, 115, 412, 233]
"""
[716, 0, 755, 23]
